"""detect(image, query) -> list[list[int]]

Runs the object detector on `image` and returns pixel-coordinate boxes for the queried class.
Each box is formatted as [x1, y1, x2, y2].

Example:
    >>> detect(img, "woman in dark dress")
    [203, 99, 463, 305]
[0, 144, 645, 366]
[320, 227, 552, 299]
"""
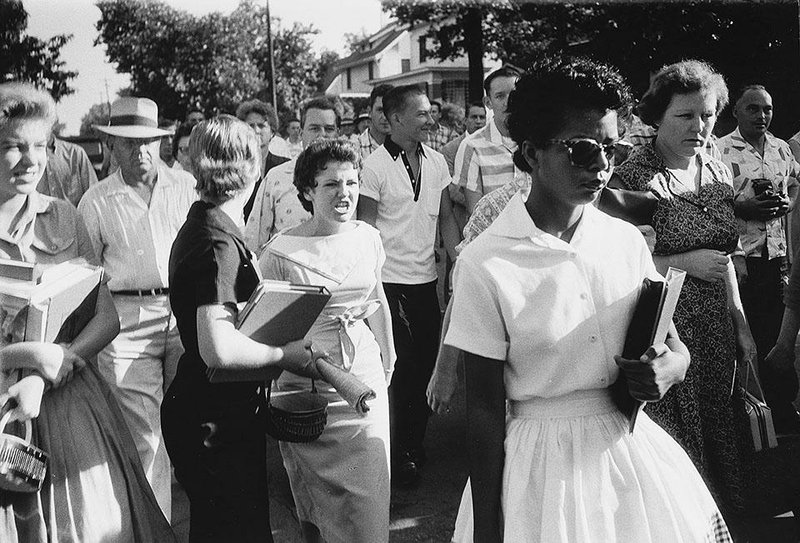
[612, 60, 756, 526]
[162, 115, 318, 542]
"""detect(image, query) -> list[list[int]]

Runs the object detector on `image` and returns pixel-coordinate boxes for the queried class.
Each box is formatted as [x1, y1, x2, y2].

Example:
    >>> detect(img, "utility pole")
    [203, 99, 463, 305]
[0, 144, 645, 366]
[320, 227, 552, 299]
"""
[265, 0, 278, 112]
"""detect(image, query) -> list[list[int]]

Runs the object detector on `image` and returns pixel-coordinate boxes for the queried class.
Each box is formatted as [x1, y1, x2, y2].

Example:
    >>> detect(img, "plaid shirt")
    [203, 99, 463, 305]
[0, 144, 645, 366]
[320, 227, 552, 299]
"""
[355, 129, 382, 160]
[426, 124, 459, 152]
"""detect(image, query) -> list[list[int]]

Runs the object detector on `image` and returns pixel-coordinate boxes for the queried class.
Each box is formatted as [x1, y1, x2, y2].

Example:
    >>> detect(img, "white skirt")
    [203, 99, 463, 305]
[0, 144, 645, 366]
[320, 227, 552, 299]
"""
[453, 389, 731, 543]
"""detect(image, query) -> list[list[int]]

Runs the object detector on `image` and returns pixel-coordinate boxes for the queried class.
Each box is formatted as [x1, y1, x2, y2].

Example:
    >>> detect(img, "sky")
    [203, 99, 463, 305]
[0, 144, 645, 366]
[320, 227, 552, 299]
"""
[24, 0, 386, 135]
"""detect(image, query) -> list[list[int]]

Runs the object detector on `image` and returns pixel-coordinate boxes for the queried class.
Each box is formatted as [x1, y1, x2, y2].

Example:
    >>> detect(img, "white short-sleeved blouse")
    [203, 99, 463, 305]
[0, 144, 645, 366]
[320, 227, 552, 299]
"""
[445, 193, 661, 401]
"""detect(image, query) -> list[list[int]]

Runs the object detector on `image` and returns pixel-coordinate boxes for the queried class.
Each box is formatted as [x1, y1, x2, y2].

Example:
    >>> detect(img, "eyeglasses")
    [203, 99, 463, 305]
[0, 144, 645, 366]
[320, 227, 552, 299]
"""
[247, 122, 268, 131]
[177, 146, 189, 154]
[547, 138, 632, 169]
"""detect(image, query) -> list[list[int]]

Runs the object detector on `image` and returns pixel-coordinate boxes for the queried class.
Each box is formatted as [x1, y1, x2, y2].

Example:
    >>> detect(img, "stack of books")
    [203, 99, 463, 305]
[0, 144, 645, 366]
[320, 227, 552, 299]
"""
[0, 258, 103, 345]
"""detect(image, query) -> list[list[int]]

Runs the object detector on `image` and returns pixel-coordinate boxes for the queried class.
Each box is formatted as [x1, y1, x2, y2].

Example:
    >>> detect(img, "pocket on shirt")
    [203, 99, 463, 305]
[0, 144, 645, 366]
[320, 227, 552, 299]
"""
[422, 185, 442, 216]
[32, 232, 75, 256]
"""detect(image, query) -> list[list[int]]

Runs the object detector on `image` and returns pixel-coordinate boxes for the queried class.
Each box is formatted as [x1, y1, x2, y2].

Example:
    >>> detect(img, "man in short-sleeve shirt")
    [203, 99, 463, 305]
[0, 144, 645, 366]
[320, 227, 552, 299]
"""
[719, 84, 800, 431]
[453, 67, 522, 215]
[358, 84, 460, 486]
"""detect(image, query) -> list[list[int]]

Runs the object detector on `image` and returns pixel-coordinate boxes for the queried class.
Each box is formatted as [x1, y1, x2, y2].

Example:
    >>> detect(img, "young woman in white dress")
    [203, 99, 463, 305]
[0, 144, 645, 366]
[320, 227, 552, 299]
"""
[445, 57, 731, 543]
[259, 138, 395, 543]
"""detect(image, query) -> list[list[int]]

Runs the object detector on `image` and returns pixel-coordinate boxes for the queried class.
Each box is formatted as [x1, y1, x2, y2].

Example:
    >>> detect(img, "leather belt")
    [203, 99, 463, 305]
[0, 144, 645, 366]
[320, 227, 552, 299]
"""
[112, 288, 170, 296]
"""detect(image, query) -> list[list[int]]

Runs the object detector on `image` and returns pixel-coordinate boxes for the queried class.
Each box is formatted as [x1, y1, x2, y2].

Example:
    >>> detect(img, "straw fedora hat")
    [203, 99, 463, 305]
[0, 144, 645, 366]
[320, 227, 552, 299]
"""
[94, 97, 173, 138]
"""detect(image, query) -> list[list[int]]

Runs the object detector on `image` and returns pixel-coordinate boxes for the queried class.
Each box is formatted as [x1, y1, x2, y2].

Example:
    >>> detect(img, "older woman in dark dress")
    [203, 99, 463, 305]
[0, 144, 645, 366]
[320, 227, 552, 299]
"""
[162, 115, 318, 543]
[611, 60, 756, 527]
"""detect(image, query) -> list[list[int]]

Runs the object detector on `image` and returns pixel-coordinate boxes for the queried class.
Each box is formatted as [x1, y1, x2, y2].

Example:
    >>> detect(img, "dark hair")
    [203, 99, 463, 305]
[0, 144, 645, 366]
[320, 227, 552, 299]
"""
[467, 101, 486, 113]
[287, 118, 301, 125]
[483, 66, 521, 96]
[369, 84, 394, 109]
[300, 96, 340, 127]
[294, 138, 361, 213]
[383, 84, 426, 122]
[190, 115, 261, 203]
[506, 57, 633, 172]
[733, 84, 768, 110]
[235, 99, 279, 132]
[430, 100, 442, 110]
[172, 121, 195, 158]
[637, 60, 728, 127]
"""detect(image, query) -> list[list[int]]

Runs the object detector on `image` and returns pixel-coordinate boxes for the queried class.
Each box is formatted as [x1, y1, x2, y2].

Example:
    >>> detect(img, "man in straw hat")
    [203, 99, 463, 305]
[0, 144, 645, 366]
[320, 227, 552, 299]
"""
[78, 96, 198, 520]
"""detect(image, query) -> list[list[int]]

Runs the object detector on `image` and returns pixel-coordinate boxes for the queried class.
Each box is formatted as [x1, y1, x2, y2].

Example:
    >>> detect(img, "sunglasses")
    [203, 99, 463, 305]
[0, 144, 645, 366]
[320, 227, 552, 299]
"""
[547, 138, 632, 169]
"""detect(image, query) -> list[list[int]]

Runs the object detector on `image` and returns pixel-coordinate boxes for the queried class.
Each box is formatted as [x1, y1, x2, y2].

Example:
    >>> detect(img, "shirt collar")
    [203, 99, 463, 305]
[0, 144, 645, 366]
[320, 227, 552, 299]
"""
[384, 135, 426, 160]
[105, 165, 165, 195]
[186, 200, 248, 244]
[489, 192, 600, 248]
[728, 126, 776, 152]
[0, 193, 52, 245]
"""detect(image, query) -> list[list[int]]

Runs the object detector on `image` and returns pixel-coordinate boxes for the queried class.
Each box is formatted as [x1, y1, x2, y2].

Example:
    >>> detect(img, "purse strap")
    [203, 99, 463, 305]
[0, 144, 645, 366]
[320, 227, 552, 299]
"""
[743, 356, 769, 403]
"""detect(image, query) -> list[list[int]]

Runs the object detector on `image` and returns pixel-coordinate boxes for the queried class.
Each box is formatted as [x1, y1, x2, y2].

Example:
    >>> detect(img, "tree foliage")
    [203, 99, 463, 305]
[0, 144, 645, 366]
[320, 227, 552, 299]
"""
[383, 0, 800, 137]
[79, 102, 112, 136]
[95, 0, 339, 121]
[0, 0, 77, 100]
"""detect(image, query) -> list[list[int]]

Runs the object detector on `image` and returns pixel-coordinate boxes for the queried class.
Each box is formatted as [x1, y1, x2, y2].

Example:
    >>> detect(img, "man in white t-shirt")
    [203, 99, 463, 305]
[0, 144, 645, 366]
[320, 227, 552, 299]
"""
[359, 84, 460, 486]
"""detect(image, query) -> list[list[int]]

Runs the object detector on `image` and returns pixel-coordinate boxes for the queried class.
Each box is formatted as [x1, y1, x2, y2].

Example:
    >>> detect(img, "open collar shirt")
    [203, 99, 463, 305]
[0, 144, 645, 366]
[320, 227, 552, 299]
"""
[77, 165, 198, 291]
[719, 127, 800, 258]
[361, 136, 451, 284]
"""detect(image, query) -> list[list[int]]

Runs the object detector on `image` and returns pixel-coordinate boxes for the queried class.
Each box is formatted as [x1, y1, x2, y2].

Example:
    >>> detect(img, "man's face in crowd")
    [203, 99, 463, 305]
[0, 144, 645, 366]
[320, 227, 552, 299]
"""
[735, 88, 773, 141]
[186, 111, 205, 126]
[302, 108, 338, 146]
[244, 112, 273, 152]
[390, 93, 434, 144]
[370, 97, 391, 137]
[111, 135, 161, 180]
[485, 76, 517, 129]
[430, 103, 441, 124]
[465, 105, 487, 134]
[287, 120, 301, 140]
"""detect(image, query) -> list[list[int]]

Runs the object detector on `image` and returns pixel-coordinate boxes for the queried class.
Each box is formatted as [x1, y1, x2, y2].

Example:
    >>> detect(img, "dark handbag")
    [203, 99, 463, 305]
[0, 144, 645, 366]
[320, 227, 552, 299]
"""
[739, 359, 778, 452]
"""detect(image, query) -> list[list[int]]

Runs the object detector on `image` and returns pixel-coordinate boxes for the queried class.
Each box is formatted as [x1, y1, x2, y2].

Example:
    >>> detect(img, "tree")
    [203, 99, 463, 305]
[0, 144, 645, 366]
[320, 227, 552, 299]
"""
[95, 0, 338, 122]
[384, 0, 800, 137]
[79, 102, 112, 136]
[343, 29, 371, 55]
[0, 0, 77, 100]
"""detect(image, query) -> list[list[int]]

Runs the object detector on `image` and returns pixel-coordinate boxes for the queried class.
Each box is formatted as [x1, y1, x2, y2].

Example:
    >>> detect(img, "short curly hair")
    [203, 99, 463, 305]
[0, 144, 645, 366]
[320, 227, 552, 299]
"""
[637, 60, 728, 127]
[293, 138, 361, 214]
[235, 99, 279, 133]
[189, 115, 262, 203]
[506, 56, 633, 172]
[0, 82, 56, 131]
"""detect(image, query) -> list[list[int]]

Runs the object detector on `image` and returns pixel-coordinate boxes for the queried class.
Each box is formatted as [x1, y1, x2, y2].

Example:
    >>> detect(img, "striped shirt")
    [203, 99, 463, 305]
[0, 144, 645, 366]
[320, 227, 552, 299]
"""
[78, 165, 198, 291]
[452, 119, 521, 197]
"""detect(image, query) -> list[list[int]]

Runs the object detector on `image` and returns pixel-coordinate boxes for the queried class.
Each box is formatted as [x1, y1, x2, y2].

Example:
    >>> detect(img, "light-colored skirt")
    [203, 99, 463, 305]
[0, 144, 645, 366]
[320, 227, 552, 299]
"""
[453, 388, 731, 543]
[276, 325, 390, 543]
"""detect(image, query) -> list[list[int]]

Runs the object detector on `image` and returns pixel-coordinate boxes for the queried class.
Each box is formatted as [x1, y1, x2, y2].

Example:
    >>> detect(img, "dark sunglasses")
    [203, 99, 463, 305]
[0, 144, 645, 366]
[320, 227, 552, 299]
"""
[547, 138, 632, 169]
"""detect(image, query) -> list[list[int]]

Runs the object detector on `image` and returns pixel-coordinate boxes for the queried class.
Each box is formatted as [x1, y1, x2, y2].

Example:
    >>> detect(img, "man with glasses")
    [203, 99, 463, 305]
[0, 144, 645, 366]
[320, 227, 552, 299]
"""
[80, 97, 198, 521]
[245, 96, 340, 253]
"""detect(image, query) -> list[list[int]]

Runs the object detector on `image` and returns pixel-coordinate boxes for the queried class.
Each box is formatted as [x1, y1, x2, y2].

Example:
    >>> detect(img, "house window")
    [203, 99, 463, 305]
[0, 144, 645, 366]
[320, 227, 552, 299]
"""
[418, 36, 427, 63]
[368, 61, 374, 80]
[401, 59, 410, 73]
[346, 68, 352, 89]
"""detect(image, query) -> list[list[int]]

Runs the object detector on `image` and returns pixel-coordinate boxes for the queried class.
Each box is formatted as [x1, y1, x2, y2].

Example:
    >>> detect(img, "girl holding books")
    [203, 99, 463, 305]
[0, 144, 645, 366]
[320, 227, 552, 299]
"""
[258, 138, 396, 543]
[0, 82, 174, 542]
[163, 115, 319, 542]
[445, 58, 730, 542]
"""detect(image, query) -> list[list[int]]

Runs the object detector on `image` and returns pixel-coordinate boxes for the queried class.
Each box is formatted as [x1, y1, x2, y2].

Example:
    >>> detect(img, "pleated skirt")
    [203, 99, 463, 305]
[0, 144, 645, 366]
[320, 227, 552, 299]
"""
[453, 388, 731, 543]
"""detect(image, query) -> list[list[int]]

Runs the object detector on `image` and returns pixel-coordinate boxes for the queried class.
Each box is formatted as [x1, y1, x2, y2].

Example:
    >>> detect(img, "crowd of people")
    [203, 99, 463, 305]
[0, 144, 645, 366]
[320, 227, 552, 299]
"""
[0, 48, 799, 543]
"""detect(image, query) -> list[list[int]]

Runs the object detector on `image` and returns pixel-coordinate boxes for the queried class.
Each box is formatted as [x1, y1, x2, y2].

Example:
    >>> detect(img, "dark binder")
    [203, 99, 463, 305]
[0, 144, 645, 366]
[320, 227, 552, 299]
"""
[206, 280, 331, 384]
[612, 267, 686, 432]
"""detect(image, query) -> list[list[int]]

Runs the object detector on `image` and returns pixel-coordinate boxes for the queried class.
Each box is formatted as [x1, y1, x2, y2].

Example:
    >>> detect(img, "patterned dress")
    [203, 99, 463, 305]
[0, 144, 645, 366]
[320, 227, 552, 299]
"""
[615, 142, 750, 516]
